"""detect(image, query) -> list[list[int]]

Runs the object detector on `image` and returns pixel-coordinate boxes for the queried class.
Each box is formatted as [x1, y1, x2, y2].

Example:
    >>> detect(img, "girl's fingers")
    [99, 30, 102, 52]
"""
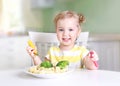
[26, 46, 35, 56]
[89, 50, 99, 61]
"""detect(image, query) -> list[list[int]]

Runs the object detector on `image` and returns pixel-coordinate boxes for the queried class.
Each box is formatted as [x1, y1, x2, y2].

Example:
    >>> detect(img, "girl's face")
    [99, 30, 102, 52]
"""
[56, 17, 81, 50]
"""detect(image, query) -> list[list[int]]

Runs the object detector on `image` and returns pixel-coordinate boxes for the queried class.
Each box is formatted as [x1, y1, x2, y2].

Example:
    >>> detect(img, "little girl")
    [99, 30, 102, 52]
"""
[27, 10, 99, 70]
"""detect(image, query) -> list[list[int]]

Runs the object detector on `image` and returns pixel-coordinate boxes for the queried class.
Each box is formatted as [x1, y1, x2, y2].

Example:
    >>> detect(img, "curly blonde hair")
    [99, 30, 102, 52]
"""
[54, 10, 85, 27]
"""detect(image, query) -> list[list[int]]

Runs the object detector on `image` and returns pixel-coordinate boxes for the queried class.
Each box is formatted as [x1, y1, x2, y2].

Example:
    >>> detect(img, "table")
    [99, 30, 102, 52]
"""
[0, 69, 120, 86]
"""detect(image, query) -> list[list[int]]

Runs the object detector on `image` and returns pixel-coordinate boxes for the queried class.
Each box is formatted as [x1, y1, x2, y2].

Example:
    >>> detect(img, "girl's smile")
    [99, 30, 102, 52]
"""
[62, 38, 71, 42]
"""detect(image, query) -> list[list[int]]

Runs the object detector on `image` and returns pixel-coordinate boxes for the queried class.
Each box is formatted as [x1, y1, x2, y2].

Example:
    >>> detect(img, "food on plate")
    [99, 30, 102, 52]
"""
[40, 61, 53, 68]
[28, 60, 69, 74]
[56, 60, 69, 69]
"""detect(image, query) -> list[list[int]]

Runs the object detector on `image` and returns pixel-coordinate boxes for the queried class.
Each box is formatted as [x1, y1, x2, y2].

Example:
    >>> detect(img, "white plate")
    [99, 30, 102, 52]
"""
[25, 68, 73, 79]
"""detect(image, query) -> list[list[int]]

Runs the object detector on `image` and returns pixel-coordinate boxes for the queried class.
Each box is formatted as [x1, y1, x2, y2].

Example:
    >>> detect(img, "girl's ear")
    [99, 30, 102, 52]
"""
[77, 28, 81, 37]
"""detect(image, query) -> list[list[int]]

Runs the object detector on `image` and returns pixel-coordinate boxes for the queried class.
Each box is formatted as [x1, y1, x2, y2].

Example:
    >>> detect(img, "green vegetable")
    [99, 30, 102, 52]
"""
[40, 61, 53, 68]
[56, 60, 69, 69]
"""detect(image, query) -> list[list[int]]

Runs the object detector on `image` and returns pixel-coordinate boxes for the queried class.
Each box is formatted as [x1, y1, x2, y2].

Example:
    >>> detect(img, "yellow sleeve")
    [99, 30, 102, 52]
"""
[81, 46, 89, 58]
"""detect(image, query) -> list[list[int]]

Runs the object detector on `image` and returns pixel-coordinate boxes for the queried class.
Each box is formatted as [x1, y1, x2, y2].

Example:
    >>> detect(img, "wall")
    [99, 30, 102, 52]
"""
[22, 0, 43, 31]
[23, 0, 120, 34]
[0, 0, 2, 30]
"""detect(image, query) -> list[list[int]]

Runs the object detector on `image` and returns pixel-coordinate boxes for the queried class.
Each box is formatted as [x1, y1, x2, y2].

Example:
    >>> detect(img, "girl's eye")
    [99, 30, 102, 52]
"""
[69, 29, 73, 31]
[59, 29, 64, 31]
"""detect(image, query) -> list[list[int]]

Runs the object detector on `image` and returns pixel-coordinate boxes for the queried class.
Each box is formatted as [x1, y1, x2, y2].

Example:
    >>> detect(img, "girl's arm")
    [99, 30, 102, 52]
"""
[26, 46, 42, 65]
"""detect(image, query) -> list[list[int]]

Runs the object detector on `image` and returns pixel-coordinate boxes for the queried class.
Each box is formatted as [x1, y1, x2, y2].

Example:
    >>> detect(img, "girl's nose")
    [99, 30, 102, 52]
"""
[63, 30, 69, 36]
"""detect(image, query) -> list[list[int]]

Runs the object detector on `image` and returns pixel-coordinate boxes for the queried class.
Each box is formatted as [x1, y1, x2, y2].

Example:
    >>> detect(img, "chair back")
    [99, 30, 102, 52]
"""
[76, 31, 89, 47]
[28, 31, 89, 59]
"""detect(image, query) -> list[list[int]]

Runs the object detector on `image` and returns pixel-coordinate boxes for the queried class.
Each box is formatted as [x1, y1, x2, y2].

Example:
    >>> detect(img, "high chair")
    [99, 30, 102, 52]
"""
[28, 31, 89, 60]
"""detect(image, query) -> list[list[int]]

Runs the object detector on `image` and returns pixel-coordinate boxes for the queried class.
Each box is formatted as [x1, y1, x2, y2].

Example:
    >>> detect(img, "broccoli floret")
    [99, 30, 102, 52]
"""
[56, 60, 69, 69]
[40, 61, 53, 68]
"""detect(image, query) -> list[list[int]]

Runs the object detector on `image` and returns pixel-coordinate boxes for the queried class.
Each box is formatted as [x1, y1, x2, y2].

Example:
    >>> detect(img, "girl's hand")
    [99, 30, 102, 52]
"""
[88, 50, 99, 67]
[27, 40, 38, 55]
[26, 46, 42, 65]
[89, 50, 99, 61]
[26, 46, 37, 59]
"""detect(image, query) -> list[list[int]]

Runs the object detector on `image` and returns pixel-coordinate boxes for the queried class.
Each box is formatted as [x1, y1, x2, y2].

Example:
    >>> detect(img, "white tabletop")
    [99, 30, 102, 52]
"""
[0, 69, 120, 86]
